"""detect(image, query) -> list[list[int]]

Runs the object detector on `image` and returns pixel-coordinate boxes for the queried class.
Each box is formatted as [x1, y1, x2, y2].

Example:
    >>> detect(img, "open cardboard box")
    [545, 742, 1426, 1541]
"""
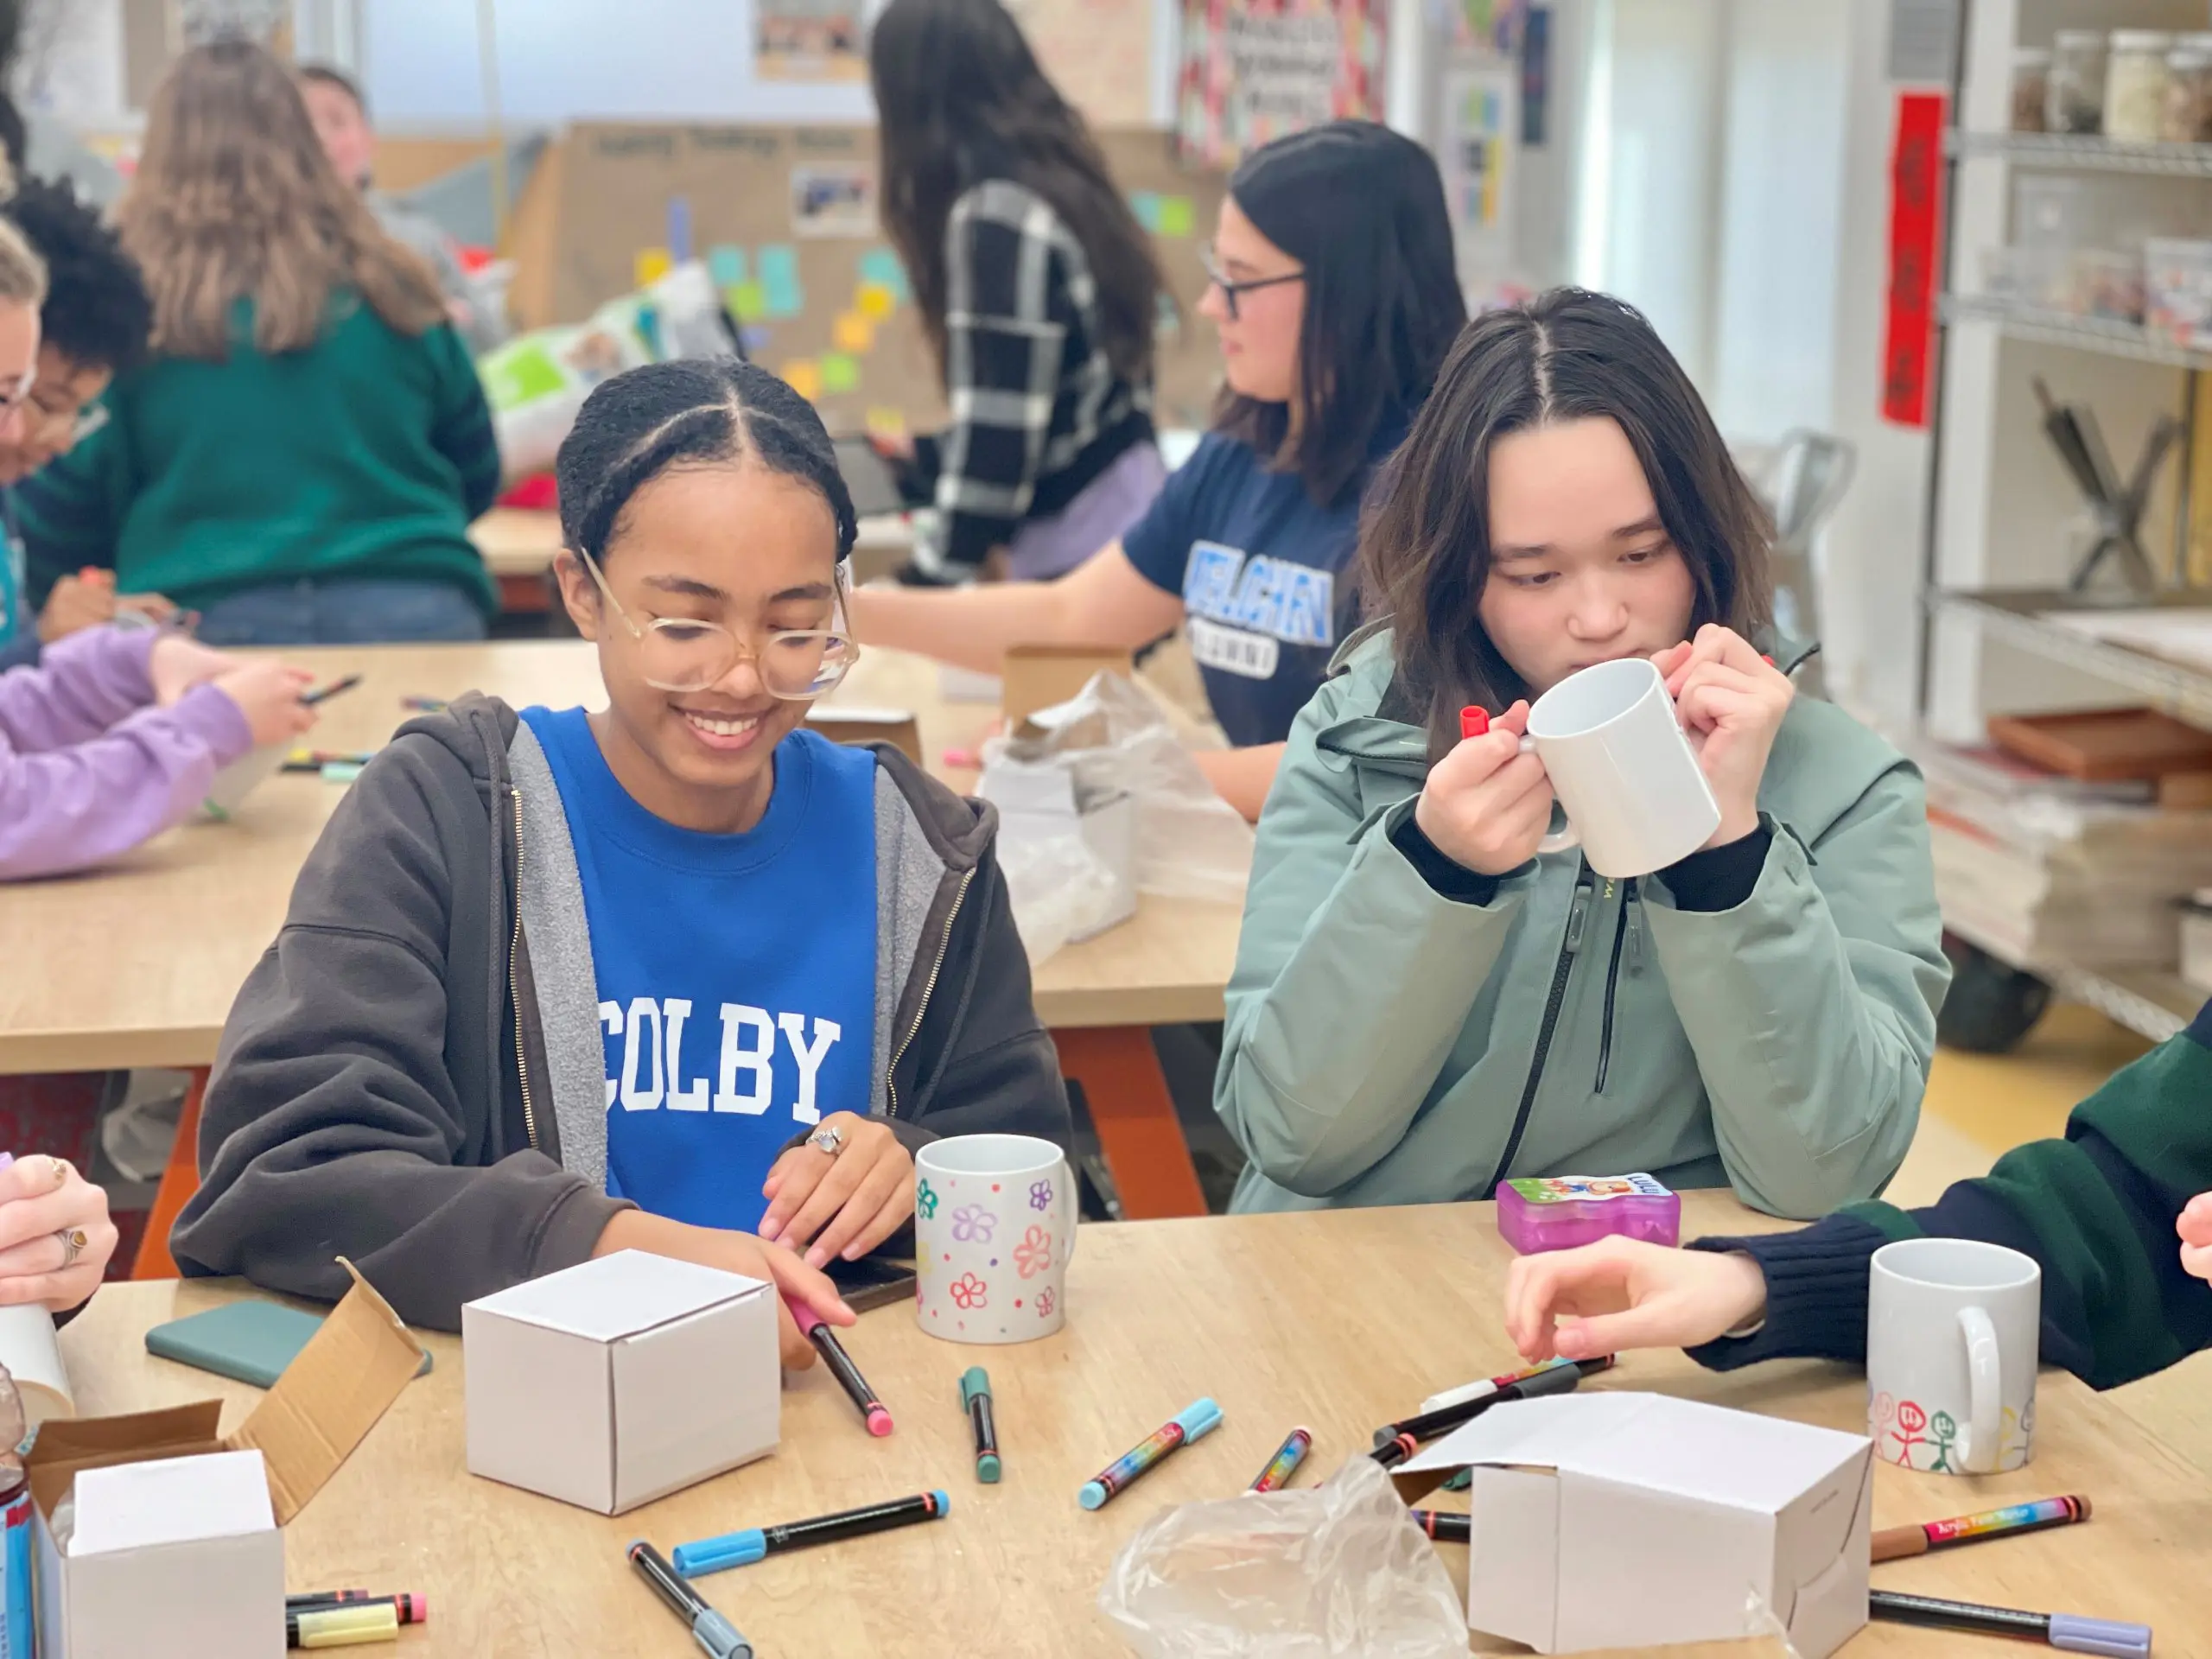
[27, 1264, 426, 1659]
[1001, 644, 1135, 728]
[806, 705, 925, 765]
[1394, 1393, 1872, 1658]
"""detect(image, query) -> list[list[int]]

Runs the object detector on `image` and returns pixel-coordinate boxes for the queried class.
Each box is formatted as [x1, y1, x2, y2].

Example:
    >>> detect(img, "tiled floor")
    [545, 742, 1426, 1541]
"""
[1910, 1002, 2208, 1476]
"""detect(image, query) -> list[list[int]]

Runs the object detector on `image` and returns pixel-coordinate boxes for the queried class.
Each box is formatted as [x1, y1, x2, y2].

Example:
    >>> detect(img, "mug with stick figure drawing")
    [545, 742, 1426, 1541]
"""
[1866, 1238, 2040, 1475]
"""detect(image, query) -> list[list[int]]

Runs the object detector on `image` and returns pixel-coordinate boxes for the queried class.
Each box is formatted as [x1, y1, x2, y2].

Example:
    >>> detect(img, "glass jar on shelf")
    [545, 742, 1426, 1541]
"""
[2106, 30, 2177, 142]
[2012, 48, 2051, 133]
[2164, 48, 2212, 143]
[2049, 30, 2108, 134]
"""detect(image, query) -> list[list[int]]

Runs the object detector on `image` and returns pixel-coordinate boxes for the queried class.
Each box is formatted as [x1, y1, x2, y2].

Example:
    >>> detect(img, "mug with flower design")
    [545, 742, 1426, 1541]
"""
[913, 1134, 1076, 1344]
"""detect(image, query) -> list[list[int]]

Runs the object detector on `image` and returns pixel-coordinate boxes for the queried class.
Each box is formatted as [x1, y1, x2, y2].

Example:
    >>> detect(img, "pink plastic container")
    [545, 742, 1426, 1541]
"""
[1496, 1173, 1681, 1255]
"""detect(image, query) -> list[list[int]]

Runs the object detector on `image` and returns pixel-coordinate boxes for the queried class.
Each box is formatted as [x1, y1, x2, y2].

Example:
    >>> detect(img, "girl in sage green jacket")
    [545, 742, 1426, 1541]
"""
[1218, 289, 1950, 1221]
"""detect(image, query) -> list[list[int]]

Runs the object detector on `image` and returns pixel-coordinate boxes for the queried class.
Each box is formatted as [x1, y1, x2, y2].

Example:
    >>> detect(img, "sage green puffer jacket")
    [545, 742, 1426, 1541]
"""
[1217, 629, 1951, 1220]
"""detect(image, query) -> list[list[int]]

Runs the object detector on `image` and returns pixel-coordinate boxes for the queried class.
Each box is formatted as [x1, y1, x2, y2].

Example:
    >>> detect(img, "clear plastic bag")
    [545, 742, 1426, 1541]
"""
[1097, 1456, 1468, 1659]
[995, 828, 1123, 966]
[986, 672, 1254, 906]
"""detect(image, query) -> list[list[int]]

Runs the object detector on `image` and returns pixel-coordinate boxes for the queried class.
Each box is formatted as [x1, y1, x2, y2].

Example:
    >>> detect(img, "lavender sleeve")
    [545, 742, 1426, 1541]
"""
[0, 680, 254, 880]
[0, 626, 162, 752]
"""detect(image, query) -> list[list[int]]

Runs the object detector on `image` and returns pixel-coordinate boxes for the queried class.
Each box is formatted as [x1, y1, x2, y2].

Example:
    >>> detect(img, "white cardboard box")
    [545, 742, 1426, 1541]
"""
[1398, 1392, 1872, 1657]
[37, 1448, 283, 1659]
[462, 1249, 779, 1514]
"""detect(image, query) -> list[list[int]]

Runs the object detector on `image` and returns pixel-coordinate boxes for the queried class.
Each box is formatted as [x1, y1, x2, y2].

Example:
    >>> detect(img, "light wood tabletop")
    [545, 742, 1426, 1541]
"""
[0, 639, 1241, 1075]
[57, 1196, 2212, 1658]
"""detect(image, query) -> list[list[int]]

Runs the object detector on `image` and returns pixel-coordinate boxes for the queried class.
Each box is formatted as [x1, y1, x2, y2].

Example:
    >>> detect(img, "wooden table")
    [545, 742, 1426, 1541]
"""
[58, 1197, 2212, 1657]
[2, 639, 1241, 1220]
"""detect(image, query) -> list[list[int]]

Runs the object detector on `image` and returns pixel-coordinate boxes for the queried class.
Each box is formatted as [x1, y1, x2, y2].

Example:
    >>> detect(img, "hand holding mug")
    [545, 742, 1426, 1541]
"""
[1656, 626, 1793, 847]
[1504, 1236, 1767, 1364]
[1413, 700, 1554, 876]
[758, 1112, 916, 1268]
[2181, 1192, 2212, 1283]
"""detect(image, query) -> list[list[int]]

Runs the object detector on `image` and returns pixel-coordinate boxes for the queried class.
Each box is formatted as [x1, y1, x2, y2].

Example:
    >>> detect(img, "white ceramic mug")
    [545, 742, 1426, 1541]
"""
[1867, 1237, 2041, 1475]
[914, 1135, 1076, 1344]
[200, 742, 288, 820]
[1518, 658, 1721, 878]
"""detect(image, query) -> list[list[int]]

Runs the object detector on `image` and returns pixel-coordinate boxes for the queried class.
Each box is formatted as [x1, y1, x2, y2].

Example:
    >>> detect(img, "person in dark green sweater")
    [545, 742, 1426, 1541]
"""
[16, 38, 499, 645]
[1504, 998, 2212, 1389]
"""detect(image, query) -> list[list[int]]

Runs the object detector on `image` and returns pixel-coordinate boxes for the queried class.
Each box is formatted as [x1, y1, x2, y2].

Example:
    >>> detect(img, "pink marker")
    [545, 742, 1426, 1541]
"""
[790, 1297, 893, 1437]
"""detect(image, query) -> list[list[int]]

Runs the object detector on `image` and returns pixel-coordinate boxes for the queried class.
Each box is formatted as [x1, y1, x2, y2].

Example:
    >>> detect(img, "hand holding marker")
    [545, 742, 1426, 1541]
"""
[1370, 1356, 1610, 1468]
[790, 1294, 891, 1435]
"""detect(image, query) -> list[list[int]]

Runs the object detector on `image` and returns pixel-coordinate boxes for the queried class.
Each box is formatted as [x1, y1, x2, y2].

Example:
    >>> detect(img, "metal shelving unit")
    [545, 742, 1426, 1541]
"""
[1929, 587, 2212, 728]
[1947, 130, 2212, 177]
[1941, 911, 2197, 1043]
[1940, 295, 2212, 372]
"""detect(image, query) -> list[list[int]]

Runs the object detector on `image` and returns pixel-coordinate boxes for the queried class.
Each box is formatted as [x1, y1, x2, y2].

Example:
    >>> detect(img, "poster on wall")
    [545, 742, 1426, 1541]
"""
[1440, 64, 1514, 276]
[756, 0, 868, 81]
[1175, 0, 1389, 169]
[1004, 0, 1157, 127]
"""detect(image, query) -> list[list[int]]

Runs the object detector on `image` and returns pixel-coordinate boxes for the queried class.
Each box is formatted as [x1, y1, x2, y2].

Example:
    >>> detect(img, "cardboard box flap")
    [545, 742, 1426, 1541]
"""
[27, 1401, 224, 1516]
[225, 1262, 426, 1525]
[1402, 1394, 1870, 1513]
[466, 1249, 766, 1344]
[1001, 645, 1134, 727]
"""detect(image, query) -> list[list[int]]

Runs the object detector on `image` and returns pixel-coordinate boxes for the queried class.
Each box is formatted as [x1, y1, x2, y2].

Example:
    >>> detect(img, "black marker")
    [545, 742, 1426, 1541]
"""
[1372, 1355, 1612, 1453]
[628, 1540, 753, 1659]
[673, 1491, 950, 1576]
[962, 1366, 1001, 1482]
[1409, 1509, 1471, 1543]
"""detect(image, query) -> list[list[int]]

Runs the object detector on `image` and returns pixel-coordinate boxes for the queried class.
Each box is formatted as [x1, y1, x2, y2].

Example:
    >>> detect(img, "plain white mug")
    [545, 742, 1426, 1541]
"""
[1866, 1237, 2041, 1475]
[1515, 657, 1721, 878]
[913, 1134, 1076, 1344]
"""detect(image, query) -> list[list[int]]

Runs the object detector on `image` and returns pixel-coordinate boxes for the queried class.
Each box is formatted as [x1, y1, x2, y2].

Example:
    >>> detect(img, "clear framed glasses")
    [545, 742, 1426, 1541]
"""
[1201, 249, 1306, 321]
[572, 547, 861, 697]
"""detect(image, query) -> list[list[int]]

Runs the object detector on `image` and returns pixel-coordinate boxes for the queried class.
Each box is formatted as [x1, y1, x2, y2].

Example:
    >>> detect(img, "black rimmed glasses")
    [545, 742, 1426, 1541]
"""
[571, 548, 861, 697]
[1201, 249, 1306, 321]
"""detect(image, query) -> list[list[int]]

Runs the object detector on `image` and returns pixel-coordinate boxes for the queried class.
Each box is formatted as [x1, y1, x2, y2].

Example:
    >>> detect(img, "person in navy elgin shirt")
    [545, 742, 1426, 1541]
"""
[848, 121, 1467, 820]
[175, 359, 1071, 1367]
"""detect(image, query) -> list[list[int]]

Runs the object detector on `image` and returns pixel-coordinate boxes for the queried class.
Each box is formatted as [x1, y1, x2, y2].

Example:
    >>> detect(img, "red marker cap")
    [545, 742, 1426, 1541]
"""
[1459, 706, 1489, 740]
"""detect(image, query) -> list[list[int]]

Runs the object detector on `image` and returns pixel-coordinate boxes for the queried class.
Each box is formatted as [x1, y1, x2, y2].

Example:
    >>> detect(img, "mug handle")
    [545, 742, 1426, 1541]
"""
[1515, 735, 1580, 857]
[1956, 1304, 2005, 1474]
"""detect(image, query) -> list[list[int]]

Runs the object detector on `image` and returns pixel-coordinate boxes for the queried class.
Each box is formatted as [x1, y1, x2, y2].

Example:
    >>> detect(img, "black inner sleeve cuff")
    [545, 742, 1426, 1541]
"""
[1659, 822, 1773, 912]
[1387, 805, 1506, 906]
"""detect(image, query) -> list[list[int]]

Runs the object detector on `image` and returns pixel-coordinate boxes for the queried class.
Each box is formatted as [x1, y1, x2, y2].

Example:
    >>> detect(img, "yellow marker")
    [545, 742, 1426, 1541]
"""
[288, 1602, 399, 1648]
[855, 282, 896, 321]
[833, 311, 874, 353]
[633, 246, 674, 288]
[781, 359, 823, 402]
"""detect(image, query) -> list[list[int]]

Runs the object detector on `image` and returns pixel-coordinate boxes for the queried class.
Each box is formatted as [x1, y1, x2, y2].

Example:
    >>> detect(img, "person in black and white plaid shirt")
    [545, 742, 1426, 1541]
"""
[871, 0, 1168, 583]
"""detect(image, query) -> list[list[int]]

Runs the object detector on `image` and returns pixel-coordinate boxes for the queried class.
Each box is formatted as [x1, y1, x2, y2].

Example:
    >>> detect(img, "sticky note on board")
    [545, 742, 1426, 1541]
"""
[782, 359, 823, 402]
[760, 245, 804, 318]
[634, 246, 674, 288]
[725, 281, 768, 323]
[865, 406, 908, 440]
[1157, 195, 1196, 238]
[857, 247, 910, 302]
[820, 353, 860, 393]
[833, 311, 874, 353]
[856, 282, 896, 321]
[1129, 191, 1164, 233]
[707, 244, 748, 287]
[741, 325, 772, 353]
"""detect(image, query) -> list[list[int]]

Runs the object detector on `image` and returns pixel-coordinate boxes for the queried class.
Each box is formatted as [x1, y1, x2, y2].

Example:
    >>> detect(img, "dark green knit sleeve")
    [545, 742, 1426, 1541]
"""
[16, 405, 132, 607]
[1691, 1011, 2212, 1390]
[425, 323, 502, 518]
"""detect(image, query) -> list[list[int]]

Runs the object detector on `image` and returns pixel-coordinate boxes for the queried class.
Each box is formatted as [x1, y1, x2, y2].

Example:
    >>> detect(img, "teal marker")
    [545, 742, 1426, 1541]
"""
[961, 1367, 1001, 1483]
[1078, 1398, 1222, 1510]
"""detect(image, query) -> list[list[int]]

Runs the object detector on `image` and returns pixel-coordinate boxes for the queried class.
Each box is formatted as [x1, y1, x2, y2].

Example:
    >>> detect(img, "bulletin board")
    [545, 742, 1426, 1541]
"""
[536, 122, 1229, 435]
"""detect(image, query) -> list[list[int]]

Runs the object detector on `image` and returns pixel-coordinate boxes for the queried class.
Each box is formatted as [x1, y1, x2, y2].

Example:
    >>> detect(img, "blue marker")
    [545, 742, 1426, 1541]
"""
[1078, 1398, 1223, 1510]
[627, 1541, 750, 1659]
[674, 1491, 950, 1577]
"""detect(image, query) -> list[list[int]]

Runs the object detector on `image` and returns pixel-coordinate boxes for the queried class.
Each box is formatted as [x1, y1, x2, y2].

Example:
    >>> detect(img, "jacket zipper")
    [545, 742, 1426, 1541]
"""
[1482, 863, 1594, 1192]
[886, 867, 974, 1120]
[506, 784, 540, 1154]
[1594, 878, 1637, 1094]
